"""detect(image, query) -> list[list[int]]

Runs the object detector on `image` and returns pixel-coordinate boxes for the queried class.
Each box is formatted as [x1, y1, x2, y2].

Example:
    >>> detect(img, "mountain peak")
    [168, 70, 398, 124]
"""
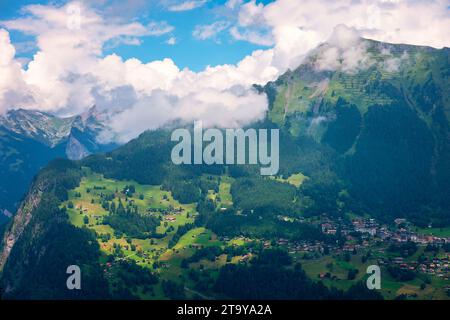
[0, 108, 75, 146]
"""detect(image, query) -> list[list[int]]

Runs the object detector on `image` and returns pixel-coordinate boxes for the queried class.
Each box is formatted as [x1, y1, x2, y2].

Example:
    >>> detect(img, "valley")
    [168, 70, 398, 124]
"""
[61, 169, 450, 300]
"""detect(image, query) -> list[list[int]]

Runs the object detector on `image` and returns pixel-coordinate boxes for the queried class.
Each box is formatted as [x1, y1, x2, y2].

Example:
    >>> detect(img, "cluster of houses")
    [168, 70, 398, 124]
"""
[418, 257, 450, 279]
[320, 216, 450, 246]
[317, 216, 450, 278]
[375, 255, 450, 280]
[253, 215, 450, 280]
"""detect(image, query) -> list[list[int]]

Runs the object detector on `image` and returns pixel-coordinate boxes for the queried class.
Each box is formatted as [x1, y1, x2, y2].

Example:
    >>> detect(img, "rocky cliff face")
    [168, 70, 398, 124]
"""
[0, 160, 110, 299]
[65, 135, 91, 160]
[0, 181, 44, 270]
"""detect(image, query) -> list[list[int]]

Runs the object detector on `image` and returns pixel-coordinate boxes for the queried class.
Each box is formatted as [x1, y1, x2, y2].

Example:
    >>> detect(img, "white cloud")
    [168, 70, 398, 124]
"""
[0, 2, 175, 115]
[313, 25, 375, 73]
[382, 51, 409, 72]
[99, 87, 267, 143]
[166, 36, 177, 45]
[229, 26, 274, 46]
[225, 0, 244, 10]
[168, 0, 207, 12]
[146, 21, 174, 36]
[0, 29, 33, 114]
[237, 0, 265, 27]
[193, 21, 230, 40]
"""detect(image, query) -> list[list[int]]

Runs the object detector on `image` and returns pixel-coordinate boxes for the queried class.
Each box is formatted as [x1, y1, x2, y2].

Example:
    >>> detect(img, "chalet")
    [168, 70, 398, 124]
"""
[321, 223, 333, 233]
[240, 253, 252, 262]
[343, 244, 356, 252]
[354, 225, 377, 236]
[378, 230, 391, 240]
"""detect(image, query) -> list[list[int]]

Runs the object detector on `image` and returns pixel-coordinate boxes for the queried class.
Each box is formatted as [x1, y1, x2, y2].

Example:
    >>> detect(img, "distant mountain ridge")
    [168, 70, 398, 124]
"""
[0, 106, 110, 151]
[0, 109, 75, 147]
[0, 107, 116, 215]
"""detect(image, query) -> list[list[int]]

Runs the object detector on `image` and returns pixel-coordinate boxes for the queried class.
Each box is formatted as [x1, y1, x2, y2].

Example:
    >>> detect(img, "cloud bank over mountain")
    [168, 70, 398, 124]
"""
[0, 0, 449, 143]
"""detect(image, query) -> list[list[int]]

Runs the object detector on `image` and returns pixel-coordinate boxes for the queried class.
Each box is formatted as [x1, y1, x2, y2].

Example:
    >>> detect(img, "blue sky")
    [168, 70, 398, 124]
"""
[1, 0, 449, 140]
[0, 0, 275, 71]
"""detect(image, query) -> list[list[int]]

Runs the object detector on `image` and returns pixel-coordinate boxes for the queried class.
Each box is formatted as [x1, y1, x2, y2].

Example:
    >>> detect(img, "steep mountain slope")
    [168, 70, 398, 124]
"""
[259, 38, 450, 225]
[0, 108, 116, 215]
[0, 160, 110, 299]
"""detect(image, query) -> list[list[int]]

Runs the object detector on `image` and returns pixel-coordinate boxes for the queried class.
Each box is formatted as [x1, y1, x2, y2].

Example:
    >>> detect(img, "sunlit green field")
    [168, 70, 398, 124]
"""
[63, 170, 449, 300]
[300, 249, 449, 300]
[270, 172, 308, 188]
[63, 171, 250, 299]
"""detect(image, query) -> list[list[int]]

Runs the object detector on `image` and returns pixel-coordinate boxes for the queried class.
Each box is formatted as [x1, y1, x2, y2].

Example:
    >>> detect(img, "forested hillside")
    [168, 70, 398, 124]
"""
[259, 39, 450, 226]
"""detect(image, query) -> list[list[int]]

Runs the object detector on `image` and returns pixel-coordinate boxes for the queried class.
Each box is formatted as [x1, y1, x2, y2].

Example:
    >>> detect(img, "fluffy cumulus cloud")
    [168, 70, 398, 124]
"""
[0, 2, 177, 116]
[0, 0, 449, 143]
[0, 30, 33, 113]
[0, 1, 275, 142]
[94, 50, 274, 143]
[98, 87, 268, 143]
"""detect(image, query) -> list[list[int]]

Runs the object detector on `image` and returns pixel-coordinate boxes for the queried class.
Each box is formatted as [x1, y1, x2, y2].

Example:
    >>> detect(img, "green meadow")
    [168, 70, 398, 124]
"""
[270, 172, 308, 188]
[62, 170, 449, 300]
[63, 171, 250, 299]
